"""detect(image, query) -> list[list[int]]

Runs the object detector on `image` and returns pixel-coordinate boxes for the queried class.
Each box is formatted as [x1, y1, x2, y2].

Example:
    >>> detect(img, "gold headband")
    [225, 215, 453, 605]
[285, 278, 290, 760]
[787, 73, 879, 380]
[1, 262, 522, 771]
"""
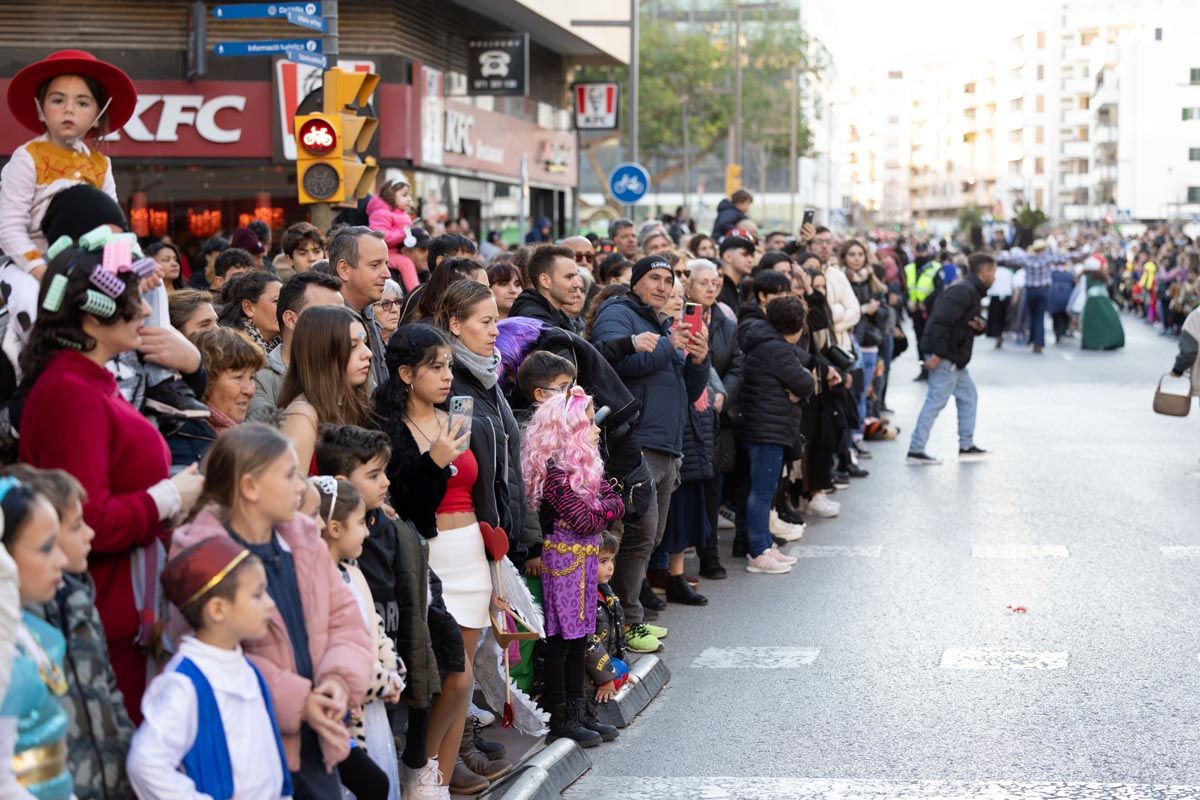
[182, 549, 250, 610]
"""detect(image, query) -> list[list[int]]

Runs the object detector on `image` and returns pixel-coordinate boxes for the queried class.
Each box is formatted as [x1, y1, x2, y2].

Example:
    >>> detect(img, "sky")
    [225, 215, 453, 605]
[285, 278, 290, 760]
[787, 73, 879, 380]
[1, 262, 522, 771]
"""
[816, 0, 1043, 78]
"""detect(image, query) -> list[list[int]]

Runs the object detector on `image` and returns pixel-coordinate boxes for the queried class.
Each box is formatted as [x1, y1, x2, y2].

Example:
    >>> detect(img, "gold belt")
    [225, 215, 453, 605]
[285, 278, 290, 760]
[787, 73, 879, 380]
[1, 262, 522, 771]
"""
[542, 541, 599, 620]
[13, 739, 67, 787]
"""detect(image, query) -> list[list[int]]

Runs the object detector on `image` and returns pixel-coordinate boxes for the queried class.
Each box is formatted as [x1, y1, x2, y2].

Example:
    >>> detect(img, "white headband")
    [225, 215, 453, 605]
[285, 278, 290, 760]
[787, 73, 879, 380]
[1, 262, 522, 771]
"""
[311, 475, 339, 524]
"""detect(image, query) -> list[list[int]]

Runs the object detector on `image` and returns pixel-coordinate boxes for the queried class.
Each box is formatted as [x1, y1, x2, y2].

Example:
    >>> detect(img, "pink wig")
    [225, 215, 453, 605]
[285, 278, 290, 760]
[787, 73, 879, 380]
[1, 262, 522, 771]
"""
[521, 385, 604, 508]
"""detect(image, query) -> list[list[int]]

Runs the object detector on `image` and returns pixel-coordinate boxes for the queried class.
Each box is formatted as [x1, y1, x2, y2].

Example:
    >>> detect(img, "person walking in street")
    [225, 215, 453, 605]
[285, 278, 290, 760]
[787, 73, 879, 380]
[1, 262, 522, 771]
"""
[1022, 242, 1053, 354]
[906, 253, 996, 466]
[903, 242, 942, 379]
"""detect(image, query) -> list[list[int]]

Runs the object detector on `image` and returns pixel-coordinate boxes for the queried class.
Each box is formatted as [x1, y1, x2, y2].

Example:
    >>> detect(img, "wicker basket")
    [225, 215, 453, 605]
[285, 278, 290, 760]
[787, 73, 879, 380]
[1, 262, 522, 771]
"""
[1153, 374, 1192, 417]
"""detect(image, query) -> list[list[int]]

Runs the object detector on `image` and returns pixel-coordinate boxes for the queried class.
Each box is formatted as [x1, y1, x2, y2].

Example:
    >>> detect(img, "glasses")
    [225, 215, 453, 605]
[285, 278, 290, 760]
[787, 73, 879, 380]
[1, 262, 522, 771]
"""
[575, 251, 596, 264]
[674, 268, 691, 279]
[375, 299, 400, 311]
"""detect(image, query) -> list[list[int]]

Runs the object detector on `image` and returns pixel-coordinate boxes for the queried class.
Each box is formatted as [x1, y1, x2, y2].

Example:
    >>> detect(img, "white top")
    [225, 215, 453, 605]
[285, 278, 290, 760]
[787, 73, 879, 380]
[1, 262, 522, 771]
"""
[988, 267, 1015, 298]
[822, 264, 863, 350]
[127, 636, 289, 800]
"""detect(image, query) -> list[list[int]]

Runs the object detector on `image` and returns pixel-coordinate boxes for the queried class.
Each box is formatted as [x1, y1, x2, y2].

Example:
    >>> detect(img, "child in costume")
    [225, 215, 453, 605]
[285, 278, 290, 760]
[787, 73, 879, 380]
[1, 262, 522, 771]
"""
[582, 533, 631, 742]
[0, 50, 135, 370]
[312, 475, 404, 800]
[521, 385, 623, 749]
[0, 476, 73, 800]
[127, 536, 292, 800]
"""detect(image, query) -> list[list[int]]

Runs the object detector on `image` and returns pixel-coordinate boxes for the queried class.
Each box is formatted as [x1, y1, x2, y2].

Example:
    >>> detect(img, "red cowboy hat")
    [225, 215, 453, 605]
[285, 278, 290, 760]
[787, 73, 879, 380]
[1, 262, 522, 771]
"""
[6, 50, 137, 134]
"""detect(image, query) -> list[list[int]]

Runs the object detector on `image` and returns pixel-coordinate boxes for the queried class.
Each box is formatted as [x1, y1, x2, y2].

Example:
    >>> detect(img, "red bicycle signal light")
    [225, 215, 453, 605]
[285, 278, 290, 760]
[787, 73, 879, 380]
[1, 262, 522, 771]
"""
[298, 117, 338, 157]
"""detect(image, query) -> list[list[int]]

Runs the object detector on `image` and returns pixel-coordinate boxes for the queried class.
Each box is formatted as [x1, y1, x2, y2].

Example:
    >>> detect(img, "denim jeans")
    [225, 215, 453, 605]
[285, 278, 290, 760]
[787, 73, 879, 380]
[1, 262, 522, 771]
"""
[746, 444, 784, 558]
[908, 361, 978, 454]
[856, 349, 879, 435]
[1025, 285, 1050, 347]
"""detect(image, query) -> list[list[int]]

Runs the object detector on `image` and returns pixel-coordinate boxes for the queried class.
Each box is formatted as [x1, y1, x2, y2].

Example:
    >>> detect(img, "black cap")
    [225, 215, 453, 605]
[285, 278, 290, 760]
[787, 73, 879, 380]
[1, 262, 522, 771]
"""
[630, 255, 672, 288]
[719, 235, 755, 256]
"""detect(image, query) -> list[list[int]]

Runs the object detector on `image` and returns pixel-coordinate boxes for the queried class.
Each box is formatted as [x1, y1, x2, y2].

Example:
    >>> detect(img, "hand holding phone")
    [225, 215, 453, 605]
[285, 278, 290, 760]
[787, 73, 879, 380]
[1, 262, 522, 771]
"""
[683, 302, 704, 333]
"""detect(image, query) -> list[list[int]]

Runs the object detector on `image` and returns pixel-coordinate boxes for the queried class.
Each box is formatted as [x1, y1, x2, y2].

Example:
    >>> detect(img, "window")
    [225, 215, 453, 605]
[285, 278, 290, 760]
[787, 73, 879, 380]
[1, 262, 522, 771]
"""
[1190, 148, 1200, 161]
[1189, 187, 1200, 203]
[1155, 28, 1163, 41]
[1037, 31, 1046, 49]
[1036, 95, 1045, 112]
[1010, 98, 1024, 112]
[1191, 68, 1200, 84]
[1035, 126, 1045, 144]
[1037, 65, 1045, 80]
[1080, 95, 1090, 110]
[1035, 157, 1045, 174]
[1184, 108, 1200, 121]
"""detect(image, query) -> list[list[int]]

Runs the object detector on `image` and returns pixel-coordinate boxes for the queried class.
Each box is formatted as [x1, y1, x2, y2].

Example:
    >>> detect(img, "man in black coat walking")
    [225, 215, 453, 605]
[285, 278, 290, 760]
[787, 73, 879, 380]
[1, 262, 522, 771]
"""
[906, 252, 997, 465]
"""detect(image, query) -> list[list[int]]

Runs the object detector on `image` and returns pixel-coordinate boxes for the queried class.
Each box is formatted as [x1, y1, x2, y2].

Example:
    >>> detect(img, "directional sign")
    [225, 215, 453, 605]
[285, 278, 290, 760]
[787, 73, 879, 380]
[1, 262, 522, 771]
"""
[286, 48, 327, 68]
[213, 3, 319, 20]
[286, 8, 325, 31]
[214, 38, 321, 57]
[608, 162, 650, 205]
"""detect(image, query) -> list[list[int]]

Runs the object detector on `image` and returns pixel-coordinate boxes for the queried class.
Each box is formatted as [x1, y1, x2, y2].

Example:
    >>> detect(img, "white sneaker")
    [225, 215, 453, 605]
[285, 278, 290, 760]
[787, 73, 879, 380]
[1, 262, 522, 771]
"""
[768, 545, 798, 565]
[746, 553, 792, 574]
[403, 756, 449, 800]
[468, 701, 495, 727]
[717, 506, 736, 530]
[769, 510, 804, 542]
[806, 493, 841, 518]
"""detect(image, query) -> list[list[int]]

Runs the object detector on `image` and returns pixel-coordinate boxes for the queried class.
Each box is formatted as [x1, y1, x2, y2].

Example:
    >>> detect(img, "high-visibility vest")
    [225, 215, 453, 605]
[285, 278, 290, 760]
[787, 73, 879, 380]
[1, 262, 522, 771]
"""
[904, 260, 940, 303]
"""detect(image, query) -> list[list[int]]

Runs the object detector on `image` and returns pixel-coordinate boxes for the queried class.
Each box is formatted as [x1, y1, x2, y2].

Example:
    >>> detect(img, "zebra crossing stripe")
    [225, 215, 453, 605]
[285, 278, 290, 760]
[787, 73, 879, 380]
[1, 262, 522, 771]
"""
[972, 544, 1069, 558]
[691, 646, 819, 669]
[940, 648, 1068, 670]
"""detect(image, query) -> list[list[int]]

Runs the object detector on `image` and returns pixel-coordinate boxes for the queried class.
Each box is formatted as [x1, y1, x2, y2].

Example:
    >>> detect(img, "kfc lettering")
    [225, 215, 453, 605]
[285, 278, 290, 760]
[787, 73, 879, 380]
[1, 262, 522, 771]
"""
[0, 78, 272, 159]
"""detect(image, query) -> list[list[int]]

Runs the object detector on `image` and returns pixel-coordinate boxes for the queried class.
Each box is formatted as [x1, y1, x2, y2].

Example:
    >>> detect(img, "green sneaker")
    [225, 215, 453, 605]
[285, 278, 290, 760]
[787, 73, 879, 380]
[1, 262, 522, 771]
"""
[642, 622, 668, 640]
[623, 624, 664, 654]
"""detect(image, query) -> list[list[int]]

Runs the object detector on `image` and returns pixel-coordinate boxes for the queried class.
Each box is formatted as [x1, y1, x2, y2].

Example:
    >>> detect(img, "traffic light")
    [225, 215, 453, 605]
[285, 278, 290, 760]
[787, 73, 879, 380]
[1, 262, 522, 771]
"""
[323, 67, 379, 205]
[725, 163, 743, 197]
[295, 113, 345, 204]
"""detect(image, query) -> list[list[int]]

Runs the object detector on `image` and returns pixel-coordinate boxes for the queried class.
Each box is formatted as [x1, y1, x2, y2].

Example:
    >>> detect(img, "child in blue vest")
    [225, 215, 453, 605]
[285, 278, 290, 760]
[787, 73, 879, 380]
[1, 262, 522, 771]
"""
[127, 536, 292, 800]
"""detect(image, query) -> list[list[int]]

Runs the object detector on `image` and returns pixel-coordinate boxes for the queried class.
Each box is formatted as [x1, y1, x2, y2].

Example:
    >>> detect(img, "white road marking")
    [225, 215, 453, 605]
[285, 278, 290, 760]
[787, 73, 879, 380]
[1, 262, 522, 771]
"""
[940, 648, 1068, 670]
[565, 777, 1200, 799]
[788, 545, 883, 558]
[691, 646, 819, 669]
[972, 544, 1069, 559]
[1161, 546, 1200, 560]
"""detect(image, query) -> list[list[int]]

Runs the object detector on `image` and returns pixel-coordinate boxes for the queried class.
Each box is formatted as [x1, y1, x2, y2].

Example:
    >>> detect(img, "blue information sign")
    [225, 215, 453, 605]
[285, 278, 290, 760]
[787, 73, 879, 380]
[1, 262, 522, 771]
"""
[286, 8, 325, 31]
[608, 162, 650, 205]
[214, 38, 321, 57]
[286, 49, 327, 68]
[213, 3, 319, 20]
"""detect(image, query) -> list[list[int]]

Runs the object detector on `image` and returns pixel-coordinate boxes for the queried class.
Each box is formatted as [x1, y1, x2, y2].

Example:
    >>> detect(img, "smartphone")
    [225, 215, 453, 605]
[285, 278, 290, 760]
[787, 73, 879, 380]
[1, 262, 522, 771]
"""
[683, 302, 704, 332]
[449, 395, 474, 435]
[803, 208, 815, 227]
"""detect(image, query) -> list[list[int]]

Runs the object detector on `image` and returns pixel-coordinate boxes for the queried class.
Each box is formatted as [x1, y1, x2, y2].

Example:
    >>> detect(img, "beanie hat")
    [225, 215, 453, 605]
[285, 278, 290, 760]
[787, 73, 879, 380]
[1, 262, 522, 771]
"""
[719, 235, 755, 256]
[630, 255, 671, 288]
[231, 227, 265, 255]
[41, 184, 127, 243]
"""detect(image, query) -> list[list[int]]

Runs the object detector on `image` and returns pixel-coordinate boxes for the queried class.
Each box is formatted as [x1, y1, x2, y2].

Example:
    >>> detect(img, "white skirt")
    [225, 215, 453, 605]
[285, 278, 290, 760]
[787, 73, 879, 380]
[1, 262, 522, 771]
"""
[427, 522, 492, 629]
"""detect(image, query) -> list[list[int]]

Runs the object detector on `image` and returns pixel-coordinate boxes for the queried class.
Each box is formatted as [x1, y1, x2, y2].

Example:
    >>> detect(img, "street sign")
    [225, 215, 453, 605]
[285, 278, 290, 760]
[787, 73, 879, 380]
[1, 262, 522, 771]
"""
[213, 3, 319, 20]
[214, 38, 321, 57]
[286, 8, 325, 32]
[297, 116, 337, 156]
[574, 83, 619, 130]
[286, 48, 326, 68]
[609, 162, 649, 205]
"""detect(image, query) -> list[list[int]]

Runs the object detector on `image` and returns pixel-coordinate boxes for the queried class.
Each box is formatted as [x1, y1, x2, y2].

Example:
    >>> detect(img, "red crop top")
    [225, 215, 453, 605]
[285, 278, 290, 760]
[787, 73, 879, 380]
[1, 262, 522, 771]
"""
[437, 447, 478, 514]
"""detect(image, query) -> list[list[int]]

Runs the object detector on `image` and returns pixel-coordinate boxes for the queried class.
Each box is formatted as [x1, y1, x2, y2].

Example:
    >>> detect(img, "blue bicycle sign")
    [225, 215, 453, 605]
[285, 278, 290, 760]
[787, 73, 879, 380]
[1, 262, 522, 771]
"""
[609, 162, 650, 205]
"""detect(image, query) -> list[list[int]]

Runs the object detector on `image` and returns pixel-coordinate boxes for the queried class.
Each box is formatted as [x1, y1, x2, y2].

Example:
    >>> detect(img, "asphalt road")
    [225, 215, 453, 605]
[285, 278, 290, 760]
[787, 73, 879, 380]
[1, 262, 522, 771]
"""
[565, 315, 1200, 800]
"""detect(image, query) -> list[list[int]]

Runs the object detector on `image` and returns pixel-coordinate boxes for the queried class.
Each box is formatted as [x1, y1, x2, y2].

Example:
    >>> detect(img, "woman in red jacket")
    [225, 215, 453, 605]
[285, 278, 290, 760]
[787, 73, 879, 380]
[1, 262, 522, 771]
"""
[18, 240, 204, 720]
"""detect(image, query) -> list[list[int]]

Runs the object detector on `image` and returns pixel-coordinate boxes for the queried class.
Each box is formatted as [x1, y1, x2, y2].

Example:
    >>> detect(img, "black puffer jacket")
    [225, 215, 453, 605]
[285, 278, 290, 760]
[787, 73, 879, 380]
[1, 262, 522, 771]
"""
[451, 365, 526, 563]
[920, 272, 986, 369]
[679, 396, 717, 483]
[712, 198, 748, 239]
[708, 303, 741, 388]
[509, 289, 574, 331]
[736, 309, 817, 446]
[850, 279, 889, 350]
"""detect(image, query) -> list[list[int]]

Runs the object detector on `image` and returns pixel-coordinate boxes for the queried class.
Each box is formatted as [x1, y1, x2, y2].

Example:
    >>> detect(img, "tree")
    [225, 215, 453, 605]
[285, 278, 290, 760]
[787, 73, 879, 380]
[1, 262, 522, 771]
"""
[573, 2, 822, 203]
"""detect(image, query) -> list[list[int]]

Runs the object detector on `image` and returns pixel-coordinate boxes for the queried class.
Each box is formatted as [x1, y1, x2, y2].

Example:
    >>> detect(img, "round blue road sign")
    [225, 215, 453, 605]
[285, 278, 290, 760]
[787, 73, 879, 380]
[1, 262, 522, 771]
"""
[609, 162, 650, 205]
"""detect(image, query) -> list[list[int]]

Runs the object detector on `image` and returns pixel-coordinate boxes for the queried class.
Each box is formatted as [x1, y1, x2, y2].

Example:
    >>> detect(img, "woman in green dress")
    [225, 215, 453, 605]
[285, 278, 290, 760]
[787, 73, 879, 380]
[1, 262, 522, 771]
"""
[1080, 255, 1125, 351]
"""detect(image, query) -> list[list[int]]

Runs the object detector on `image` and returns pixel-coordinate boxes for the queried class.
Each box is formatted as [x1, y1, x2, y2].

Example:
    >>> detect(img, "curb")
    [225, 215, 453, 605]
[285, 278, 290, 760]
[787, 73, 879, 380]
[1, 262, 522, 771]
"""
[596, 653, 671, 728]
[479, 739, 592, 800]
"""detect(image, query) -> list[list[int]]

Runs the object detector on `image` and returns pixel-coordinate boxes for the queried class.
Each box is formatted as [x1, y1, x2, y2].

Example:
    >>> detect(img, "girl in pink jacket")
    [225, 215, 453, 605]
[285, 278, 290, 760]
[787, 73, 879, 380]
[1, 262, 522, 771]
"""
[367, 179, 419, 292]
[169, 423, 371, 798]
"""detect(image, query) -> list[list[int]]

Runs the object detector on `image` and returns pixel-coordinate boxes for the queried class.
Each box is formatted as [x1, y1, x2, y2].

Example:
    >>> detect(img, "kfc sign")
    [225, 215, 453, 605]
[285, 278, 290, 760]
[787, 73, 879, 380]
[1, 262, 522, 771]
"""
[573, 83, 619, 130]
[0, 78, 272, 158]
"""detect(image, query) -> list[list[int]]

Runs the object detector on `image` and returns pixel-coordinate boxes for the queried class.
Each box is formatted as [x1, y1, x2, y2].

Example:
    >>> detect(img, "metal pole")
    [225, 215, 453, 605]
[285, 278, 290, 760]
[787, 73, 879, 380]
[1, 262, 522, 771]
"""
[825, 100, 833, 226]
[682, 99, 691, 216]
[630, 0, 639, 165]
[312, 0, 340, 232]
[734, 5, 742, 170]
[789, 67, 798, 232]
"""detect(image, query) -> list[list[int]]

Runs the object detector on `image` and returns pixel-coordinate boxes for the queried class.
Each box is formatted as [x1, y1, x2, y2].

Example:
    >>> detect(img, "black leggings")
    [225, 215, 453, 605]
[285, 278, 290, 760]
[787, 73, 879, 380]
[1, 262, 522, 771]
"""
[543, 634, 587, 709]
[339, 746, 390, 800]
[401, 705, 429, 770]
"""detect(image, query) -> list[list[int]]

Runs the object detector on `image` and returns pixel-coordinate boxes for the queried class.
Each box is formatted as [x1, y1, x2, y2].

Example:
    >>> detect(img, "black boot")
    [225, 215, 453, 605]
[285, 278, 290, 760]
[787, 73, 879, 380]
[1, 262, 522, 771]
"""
[665, 574, 708, 606]
[546, 699, 601, 748]
[639, 579, 666, 612]
[731, 527, 749, 558]
[699, 531, 727, 580]
[581, 696, 619, 742]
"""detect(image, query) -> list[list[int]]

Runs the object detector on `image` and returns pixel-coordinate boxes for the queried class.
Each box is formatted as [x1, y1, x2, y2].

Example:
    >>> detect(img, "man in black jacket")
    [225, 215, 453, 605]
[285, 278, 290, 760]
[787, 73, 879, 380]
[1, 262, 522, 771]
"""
[907, 252, 996, 465]
[509, 244, 581, 329]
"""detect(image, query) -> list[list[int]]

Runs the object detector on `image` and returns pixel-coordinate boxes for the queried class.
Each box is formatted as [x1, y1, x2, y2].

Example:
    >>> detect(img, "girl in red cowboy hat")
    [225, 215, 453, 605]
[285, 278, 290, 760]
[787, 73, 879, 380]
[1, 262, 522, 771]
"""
[0, 50, 136, 366]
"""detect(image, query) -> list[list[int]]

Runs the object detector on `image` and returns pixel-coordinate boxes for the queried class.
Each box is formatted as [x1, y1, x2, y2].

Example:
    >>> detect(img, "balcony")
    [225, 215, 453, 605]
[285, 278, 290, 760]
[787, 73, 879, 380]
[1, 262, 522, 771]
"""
[1092, 124, 1117, 144]
[1064, 172, 1091, 189]
[1061, 107, 1092, 126]
[1062, 140, 1091, 158]
[1092, 81, 1118, 109]
[1062, 76, 1091, 95]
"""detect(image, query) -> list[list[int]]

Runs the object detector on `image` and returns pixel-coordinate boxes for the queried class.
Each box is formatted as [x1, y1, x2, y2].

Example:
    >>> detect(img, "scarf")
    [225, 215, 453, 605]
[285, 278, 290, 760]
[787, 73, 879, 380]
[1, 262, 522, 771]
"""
[243, 321, 281, 355]
[451, 338, 501, 390]
[207, 404, 239, 433]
